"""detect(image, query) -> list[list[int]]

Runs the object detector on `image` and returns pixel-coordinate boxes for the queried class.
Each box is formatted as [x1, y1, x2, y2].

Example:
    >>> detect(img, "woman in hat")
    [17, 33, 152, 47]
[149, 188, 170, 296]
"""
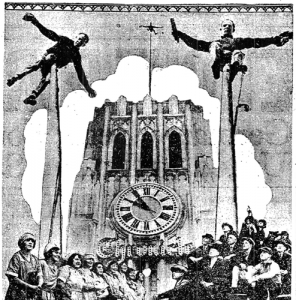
[92, 262, 110, 299]
[5, 233, 43, 300]
[39, 243, 61, 300]
[103, 259, 126, 299]
[56, 253, 94, 300]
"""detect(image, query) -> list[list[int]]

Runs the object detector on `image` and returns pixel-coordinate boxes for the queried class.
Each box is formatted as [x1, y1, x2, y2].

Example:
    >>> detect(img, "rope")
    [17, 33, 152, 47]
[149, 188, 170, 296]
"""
[237, 72, 245, 105]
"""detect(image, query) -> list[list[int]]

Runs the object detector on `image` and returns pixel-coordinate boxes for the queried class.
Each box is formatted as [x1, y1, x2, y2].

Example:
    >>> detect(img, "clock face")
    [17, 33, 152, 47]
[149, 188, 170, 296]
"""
[112, 183, 182, 237]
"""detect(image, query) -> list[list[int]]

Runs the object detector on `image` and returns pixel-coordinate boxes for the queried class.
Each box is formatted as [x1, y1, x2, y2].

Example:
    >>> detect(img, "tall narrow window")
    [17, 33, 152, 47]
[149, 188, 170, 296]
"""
[112, 132, 126, 169]
[169, 131, 182, 168]
[141, 132, 153, 168]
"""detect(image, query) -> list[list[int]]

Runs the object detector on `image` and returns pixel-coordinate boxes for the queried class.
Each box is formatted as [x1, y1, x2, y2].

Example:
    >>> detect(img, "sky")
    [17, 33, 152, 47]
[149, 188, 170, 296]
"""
[21, 55, 272, 246]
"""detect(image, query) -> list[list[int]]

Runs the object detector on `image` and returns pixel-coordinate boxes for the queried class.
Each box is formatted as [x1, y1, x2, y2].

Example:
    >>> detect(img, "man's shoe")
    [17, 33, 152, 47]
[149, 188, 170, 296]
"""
[211, 60, 220, 79]
[7, 77, 18, 87]
[23, 95, 37, 106]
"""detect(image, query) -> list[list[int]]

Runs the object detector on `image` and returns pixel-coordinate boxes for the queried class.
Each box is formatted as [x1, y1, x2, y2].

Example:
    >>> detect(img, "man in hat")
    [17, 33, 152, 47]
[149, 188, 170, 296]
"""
[154, 264, 192, 300]
[254, 219, 267, 249]
[247, 247, 281, 300]
[7, 13, 96, 105]
[39, 242, 61, 300]
[193, 243, 230, 300]
[219, 223, 233, 246]
[221, 231, 240, 259]
[171, 19, 291, 80]
[5, 233, 43, 300]
[272, 240, 291, 294]
[187, 233, 214, 274]
[230, 237, 259, 293]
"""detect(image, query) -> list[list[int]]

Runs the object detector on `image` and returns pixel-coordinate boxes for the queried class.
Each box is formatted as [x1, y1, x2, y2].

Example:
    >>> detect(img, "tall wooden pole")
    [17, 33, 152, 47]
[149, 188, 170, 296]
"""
[215, 64, 238, 238]
[39, 64, 63, 256]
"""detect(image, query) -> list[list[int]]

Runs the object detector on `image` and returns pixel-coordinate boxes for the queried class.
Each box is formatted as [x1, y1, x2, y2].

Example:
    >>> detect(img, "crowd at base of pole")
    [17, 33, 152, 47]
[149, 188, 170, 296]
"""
[4, 212, 291, 300]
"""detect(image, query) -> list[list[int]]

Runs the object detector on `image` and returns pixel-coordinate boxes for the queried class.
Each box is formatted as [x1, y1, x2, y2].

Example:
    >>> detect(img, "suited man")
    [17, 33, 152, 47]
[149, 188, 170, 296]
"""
[155, 265, 192, 300]
[219, 223, 233, 246]
[221, 231, 240, 259]
[272, 240, 291, 294]
[193, 243, 230, 300]
[230, 237, 259, 293]
[187, 233, 214, 274]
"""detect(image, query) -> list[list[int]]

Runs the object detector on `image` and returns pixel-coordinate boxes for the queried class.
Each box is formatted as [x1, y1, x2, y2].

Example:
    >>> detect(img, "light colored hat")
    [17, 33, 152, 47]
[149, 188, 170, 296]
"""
[170, 264, 188, 273]
[18, 233, 36, 248]
[84, 253, 95, 260]
[44, 242, 60, 256]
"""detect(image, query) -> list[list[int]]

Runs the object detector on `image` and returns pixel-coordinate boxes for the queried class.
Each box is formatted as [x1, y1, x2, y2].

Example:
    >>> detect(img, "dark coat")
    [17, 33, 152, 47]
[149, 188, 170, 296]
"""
[231, 248, 259, 268]
[221, 242, 240, 258]
[187, 245, 209, 273]
[272, 252, 291, 294]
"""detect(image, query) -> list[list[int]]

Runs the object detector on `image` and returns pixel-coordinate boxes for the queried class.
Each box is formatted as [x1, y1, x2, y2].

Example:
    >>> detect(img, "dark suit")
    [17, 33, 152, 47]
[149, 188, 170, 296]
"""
[272, 252, 291, 294]
[221, 242, 240, 258]
[187, 245, 209, 273]
[231, 248, 259, 267]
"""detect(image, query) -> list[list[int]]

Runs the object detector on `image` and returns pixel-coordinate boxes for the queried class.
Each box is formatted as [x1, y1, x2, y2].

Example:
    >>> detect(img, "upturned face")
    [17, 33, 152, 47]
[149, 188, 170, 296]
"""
[72, 255, 82, 269]
[85, 258, 94, 269]
[172, 271, 184, 280]
[95, 264, 104, 275]
[202, 238, 211, 246]
[208, 248, 219, 258]
[258, 221, 264, 227]
[129, 271, 137, 280]
[74, 34, 87, 47]
[223, 226, 231, 234]
[276, 244, 286, 253]
[227, 235, 237, 245]
[260, 251, 271, 261]
[110, 262, 118, 272]
[220, 20, 234, 37]
[51, 249, 61, 263]
[120, 263, 128, 273]
[242, 240, 252, 250]
[138, 273, 144, 281]
[23, 238, 35, 251]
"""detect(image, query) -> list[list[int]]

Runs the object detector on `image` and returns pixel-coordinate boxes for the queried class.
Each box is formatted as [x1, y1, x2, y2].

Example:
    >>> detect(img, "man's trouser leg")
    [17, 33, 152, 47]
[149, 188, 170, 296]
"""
[231, 266, 240, 288]
[7, 60, 41, 86]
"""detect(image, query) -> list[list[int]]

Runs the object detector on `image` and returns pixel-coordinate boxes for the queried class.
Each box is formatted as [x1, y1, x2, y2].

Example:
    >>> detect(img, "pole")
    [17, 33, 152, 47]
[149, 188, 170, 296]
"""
[39, 64, 63, 256]
[215, 64, 238, 238]
[149, 31, 152, 95]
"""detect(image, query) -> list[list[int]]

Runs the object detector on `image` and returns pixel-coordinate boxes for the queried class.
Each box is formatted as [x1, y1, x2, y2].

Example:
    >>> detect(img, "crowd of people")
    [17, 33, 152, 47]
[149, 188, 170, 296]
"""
[5, 210, 292, 300]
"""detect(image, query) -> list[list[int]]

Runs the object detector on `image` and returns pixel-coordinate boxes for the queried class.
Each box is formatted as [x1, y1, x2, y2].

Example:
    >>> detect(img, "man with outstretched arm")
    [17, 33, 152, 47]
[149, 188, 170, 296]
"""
[7, 13, 96, 105]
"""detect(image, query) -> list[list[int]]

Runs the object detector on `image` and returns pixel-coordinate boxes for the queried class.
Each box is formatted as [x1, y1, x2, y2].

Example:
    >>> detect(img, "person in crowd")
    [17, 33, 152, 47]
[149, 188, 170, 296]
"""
[39, 242, 61, 300]
[253, 219, 267, 249]
[92, 262, 110, 299]
[56, 253, 94, 300]
[264, 231, 280, 249]
[118, 261, 136, 300]
[272, 240, 291, 295]
[5, 233, 43, 300]
[219, 223, 233, 245]
[193, 243, 230, 300]
[125, 269, 140, 300]
[187, 233, 214, 274]
[7, 13, 96, 105]
[239, 216, 257, 241]
[221, 231, 240, 259]
[275, 231, 292, 249]
[79, 253, 103, 300]
[154, 265, 192, 300]
[134, 273, 145, 300]
[103, 259, 126, 300]
[230, 237, 259, 293]
[247, 247, 281, 300]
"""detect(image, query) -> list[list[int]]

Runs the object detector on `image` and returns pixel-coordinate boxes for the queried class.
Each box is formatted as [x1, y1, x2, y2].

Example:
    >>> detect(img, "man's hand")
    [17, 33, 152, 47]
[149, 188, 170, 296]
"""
[23, 13, 37, 23]
[239, 263, 247, 271]
[88, 88, 96, 98]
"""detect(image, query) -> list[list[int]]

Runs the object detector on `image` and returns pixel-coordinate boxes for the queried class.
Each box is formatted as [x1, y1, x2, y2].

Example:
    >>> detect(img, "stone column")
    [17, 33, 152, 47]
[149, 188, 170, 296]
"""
[130, 103, 137, 185]
[157, 103, 164, 184]
[215, 66, 238, 238]
[39, 65, 62, 256]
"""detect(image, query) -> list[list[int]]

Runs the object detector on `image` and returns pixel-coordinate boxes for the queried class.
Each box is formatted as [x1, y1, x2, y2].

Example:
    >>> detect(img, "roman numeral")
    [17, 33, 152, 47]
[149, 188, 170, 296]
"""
[154, 190, 160, 197]
[154, 220, 161, 228]
[159, 212, 170, 221]
[143, 187, 150, 195]
[163, 205, 174, 210]
[144, 221, 150, 231]
[160, 196, 170, 202]
[122, 213, 133, 223]
[120, 207, 130, 211]
[131, 219, 140, 229]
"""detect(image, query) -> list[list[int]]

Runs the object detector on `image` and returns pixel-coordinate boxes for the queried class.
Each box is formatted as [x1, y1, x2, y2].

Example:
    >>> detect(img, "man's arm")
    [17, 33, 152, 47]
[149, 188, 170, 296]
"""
[73, 59, 96, 98]
[256, 262, 280, 280]
[174, 31, 212, 52]
[23, 13, 60, 42]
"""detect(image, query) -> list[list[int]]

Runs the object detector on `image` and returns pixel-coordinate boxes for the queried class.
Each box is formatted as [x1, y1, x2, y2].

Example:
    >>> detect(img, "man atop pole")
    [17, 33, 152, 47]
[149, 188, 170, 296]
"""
[7, 13, 96, 105]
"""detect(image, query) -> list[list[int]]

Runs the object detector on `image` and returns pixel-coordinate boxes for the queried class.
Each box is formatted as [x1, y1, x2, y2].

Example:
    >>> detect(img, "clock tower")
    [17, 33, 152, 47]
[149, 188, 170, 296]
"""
[67, 94, 218, 295]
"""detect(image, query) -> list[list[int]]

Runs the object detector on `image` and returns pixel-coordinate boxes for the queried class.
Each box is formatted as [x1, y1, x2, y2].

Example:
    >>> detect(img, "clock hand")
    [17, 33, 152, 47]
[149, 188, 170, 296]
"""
[130, 188, 154, 212]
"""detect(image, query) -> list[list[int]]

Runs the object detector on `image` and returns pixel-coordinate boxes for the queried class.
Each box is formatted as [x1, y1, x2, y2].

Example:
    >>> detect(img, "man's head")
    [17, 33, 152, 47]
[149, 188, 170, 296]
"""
[227, 231, 238, 245]
[220, 19, 235, 37]
[222, 223, 233, 234]
[74, 33, 89, 47]
[170, 264, 187, 280]
[208, 244, 221, 258]
[241, 237, 254, 251]
[202, 233, 214, 246]
[258, 219, 267, 229]
[259, 247, 273, 262]
[275, 240, 290, 253]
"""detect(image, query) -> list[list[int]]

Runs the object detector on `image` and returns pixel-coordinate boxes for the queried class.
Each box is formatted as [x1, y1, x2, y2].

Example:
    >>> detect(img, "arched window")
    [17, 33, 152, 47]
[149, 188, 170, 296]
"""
[169, 131, 182, 168]
[141, 132, 153, 168]
[112, 132, 126, 169]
